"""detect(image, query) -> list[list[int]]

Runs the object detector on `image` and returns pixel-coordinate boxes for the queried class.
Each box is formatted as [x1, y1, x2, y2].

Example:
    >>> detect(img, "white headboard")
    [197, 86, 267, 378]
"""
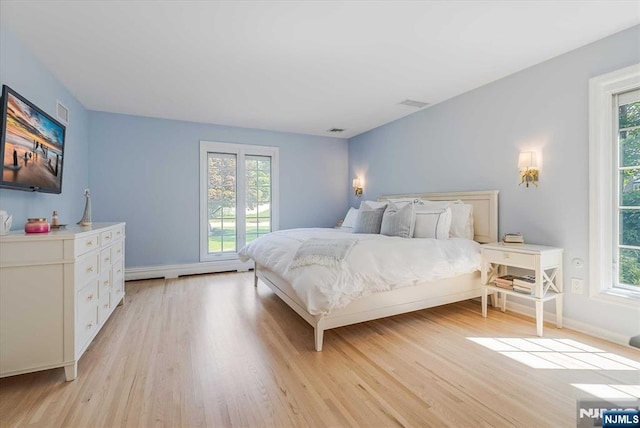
[378, 190, 499, 243]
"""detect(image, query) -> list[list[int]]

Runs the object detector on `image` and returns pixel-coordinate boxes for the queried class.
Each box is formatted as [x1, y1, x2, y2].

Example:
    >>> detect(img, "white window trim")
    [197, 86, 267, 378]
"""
[589, 63, 640, 306]
[199, 141, 279, 263]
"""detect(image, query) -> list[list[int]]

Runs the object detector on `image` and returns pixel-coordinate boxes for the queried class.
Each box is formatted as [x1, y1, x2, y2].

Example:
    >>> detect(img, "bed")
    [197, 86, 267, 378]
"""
[241, 190, 499, 351]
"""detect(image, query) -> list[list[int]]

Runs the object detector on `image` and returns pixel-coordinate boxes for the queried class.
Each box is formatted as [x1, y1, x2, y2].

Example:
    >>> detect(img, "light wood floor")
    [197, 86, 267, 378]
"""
[0, 272, 638, 427]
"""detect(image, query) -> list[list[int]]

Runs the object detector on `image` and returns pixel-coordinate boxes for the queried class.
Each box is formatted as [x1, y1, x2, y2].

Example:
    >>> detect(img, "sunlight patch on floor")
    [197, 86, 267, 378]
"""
[572, 384, 640, 400]
[467, 337, 640, 370]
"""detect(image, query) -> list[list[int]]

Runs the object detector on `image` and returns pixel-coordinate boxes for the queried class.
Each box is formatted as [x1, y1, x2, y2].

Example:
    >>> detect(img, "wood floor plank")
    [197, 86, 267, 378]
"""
[0, 271, 638, 427]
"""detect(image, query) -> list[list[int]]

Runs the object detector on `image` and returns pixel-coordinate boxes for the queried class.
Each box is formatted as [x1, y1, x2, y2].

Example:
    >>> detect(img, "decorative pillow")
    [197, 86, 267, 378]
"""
[340, 207, 359, 230]
[413, 206, 452, 239]
[420, 200, 474, 240]
[362, 200, 388, 210]
[380, 201, 415, 238]
[354, 203, 386, 234]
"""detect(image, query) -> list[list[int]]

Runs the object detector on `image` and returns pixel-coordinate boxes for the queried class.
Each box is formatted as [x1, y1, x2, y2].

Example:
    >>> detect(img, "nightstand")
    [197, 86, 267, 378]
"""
[480, 243, 564, 336]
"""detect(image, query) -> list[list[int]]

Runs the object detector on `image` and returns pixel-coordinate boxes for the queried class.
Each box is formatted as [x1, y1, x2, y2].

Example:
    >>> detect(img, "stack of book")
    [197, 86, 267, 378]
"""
[513, 275, 535, 294]
[503, 233, 524, 245]
[494, 274, 518, 290]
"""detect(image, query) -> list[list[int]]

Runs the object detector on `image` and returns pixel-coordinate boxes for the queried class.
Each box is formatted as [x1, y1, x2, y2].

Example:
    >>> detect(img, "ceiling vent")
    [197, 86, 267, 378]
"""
[56, 100, 69, 124]
[327, 128, 345, 133]
[398, 99, 429, 108]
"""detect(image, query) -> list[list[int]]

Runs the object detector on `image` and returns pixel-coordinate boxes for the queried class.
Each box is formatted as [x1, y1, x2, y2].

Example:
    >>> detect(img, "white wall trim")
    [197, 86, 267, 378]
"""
[500, 299, 633, 347]
[125, 260, 254, 280]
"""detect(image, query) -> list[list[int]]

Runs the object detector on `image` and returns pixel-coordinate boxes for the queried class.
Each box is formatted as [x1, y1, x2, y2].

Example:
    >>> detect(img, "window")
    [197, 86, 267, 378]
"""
[615, 89, 640, 291]
[589, 64, 640, 303]
[200, 141, 279, 262]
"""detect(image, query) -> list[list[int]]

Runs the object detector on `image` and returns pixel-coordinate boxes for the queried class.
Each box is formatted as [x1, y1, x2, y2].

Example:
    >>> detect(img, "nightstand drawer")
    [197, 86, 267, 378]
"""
[482, 249, 535, 269]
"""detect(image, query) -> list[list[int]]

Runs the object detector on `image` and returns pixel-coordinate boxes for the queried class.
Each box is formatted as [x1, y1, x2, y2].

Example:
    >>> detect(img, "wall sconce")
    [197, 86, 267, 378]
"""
[518, 151, 538, 187]
[353, 178, 363, 197]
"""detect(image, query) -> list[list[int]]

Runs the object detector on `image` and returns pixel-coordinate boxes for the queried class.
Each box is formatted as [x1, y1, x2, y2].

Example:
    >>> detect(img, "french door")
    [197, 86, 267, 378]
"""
[200, 141, 279, 262]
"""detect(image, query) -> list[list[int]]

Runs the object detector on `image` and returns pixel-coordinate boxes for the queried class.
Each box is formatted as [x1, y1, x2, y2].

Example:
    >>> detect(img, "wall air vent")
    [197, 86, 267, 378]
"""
[398, 99, 429, 108]
[327, 128, 345, 133]
[56, 100, 69, 124]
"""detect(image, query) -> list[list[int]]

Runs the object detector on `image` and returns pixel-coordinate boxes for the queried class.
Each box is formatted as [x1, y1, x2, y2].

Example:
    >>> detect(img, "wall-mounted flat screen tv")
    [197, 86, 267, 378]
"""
[0, 85, 66, 194]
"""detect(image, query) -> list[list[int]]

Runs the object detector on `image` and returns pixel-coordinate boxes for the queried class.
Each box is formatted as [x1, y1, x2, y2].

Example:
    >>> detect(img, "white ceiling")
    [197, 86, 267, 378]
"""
[1, 1, 639, 139]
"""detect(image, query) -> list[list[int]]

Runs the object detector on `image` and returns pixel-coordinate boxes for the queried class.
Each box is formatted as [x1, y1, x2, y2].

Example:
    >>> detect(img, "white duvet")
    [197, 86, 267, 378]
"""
[238, 228, 481, 316]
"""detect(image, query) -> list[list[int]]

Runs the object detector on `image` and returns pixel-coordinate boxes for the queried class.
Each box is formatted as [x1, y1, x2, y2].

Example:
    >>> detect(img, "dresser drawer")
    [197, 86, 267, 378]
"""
[77, 280, 98, 313]
[113, 225, 125, 241]
[111, 276, 124, 305]
[100, 247, 112, 269]
[111, 240, 124, 261]
[113, 258, 124, 281]
[77, 281, 99, 348]
[75, 233, 100, 257]
[101, 229, 114, 247]
[75, 252, 100, 286]
[98, 290, 111, 324]
[482, 249, 535, 269]
[98, 270, 111, 299]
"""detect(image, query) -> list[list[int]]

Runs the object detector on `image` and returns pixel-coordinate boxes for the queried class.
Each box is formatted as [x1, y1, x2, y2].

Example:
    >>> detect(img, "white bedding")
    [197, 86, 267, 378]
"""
[238, 228, 481, 315]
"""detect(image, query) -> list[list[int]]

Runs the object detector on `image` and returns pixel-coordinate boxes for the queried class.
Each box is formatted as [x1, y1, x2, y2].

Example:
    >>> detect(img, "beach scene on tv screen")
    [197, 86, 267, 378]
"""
[2, 92, 64, 190]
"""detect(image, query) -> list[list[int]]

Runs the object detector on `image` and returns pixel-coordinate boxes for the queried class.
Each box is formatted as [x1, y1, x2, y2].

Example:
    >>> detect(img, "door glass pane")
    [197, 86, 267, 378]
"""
[207, 153, 236, 253]
[246, 155, 271, 244]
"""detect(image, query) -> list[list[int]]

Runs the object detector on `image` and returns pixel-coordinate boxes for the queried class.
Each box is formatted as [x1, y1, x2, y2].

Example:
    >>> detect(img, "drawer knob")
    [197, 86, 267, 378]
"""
[104, 280, 109, 286]
[105, 235, 111, 241]
[104, 257, 110, 262]
[86, 266, 93, 273]
[87, 294, 94, 301]
[86, 322, 93, 329]
[86, 241, 93, 247]
[103, 304, 109, 309]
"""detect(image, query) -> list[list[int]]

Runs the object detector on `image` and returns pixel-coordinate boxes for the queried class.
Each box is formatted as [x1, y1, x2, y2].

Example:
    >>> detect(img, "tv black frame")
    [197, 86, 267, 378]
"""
[0, 84, 66, 194]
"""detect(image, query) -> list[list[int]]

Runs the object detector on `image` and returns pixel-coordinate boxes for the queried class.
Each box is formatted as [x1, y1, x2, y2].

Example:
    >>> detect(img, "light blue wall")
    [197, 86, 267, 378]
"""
[0, 28, 90, 228]
[89, 112, 348, 268]
[348, 26, 640, 339]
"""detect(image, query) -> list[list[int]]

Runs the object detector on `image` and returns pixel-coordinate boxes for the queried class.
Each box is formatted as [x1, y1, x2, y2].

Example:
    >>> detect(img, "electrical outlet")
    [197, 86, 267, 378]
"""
[571, 278, 584, 294]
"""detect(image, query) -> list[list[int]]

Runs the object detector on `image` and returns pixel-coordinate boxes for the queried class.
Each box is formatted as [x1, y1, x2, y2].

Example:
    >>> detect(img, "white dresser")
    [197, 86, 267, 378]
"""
[0, 222, 125, 381]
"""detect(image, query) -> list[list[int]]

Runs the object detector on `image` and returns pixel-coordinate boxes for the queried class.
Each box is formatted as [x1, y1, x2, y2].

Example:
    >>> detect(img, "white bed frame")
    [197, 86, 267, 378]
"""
[254, 190, 499, 351]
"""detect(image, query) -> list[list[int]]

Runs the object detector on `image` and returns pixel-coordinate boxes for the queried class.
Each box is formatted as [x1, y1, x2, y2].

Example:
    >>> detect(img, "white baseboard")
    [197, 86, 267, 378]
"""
[502, 300, 632, 347]
[125, 260, 254, 280]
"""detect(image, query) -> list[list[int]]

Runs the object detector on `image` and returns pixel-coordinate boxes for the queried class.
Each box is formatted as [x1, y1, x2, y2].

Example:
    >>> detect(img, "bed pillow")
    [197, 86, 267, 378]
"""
[420, 200, 474, 240]
[354, 202, 386, 234]
[386, 197, 420, 207]
[413, 206, 452, 239]
[340, 207, 359, 231]
[380, 201, 415, 238]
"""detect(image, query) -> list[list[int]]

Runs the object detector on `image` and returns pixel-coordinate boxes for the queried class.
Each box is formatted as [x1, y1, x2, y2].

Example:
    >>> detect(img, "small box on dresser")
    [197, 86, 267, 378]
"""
[0, 222, 125, 381]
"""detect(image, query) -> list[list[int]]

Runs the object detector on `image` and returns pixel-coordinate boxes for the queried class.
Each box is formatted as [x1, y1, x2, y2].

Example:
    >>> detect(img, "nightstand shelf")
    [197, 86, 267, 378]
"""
[480, 243, 564, 336]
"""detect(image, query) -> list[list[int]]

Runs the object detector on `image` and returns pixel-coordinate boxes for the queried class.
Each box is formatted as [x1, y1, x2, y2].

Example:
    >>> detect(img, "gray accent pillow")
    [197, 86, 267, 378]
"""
[354, 203, 386, 234]
[380, 201, 415, 238]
